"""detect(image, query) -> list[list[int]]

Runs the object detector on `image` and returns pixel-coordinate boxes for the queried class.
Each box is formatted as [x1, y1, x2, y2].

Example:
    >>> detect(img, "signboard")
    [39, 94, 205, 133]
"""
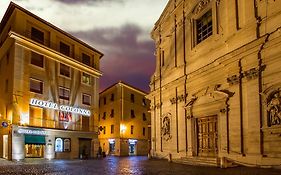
[30, 98, 91, 116]
[1, 121, 8, 128]
[18, 128, 47, 135]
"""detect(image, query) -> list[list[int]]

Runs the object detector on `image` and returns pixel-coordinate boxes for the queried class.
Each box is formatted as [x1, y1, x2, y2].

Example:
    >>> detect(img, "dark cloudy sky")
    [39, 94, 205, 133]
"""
[0, 0, 167, 92]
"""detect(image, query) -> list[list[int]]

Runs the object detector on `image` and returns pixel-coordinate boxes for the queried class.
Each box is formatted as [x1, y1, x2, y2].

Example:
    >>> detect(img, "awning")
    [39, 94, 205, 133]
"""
[25, 135, 45, 145]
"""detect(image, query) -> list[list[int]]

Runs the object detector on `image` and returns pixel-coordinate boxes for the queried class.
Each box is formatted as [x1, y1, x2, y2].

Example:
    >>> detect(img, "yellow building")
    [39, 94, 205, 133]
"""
[99, 81, 150, 156]
[0, 2, 103, 160]
[148, 0, 281, 168]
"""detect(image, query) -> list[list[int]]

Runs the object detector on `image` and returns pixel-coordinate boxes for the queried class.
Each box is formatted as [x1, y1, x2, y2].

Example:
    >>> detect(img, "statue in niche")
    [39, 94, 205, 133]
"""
[161, 113, 172, 141]
[267, 91, 281, 126]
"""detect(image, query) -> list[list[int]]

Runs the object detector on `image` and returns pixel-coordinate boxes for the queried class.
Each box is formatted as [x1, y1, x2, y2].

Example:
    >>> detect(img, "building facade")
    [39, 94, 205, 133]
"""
[148, 0, 281, 167]
[99, 82, 150, 156]
[0, 2, 103, 160]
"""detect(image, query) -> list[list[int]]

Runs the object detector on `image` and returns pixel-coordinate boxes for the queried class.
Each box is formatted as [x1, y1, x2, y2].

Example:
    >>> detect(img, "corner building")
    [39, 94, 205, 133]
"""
[0, 2, 103, 160]
[99, 82, 151, 156]
[148, 0, 281, 167]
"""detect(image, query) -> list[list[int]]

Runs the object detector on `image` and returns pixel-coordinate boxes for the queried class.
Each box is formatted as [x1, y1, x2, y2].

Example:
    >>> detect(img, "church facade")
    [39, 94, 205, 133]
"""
[148, 0, 281, 167]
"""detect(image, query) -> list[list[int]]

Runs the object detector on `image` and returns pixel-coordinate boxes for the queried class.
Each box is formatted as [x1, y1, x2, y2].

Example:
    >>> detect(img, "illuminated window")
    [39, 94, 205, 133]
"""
[31, 27, 44, 44]
[60, 63, 70, 77]
[196, 10, 212, 44]
[82, 53, 91, 66]
[55, 138, 63, 152]
[30, 78, 43, 94]
[82, 73, 91, 85]
[59, 87, 70, 100]
[31, 52, 44, 68]
[55, 138, 71, 152]
[82, 93, 91, 105]
[60, 42, 70, 56]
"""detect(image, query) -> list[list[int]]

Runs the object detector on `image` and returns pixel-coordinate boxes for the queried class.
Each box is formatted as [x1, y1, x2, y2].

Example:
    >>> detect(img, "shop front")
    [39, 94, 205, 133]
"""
[11, 125, 98, 161]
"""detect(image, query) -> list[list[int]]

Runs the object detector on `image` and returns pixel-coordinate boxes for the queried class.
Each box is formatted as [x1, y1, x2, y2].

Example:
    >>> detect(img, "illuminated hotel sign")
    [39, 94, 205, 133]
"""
[18, 128, 47, 135]
[30, 98, 91, 116]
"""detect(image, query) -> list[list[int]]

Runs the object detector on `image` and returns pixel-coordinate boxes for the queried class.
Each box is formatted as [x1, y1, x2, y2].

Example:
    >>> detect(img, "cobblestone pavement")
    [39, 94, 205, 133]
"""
[0, 156, 281, 175]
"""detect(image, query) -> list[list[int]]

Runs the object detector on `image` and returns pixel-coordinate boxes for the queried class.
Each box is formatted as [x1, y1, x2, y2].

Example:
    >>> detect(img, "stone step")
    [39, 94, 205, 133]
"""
[173, 157, 219, 167]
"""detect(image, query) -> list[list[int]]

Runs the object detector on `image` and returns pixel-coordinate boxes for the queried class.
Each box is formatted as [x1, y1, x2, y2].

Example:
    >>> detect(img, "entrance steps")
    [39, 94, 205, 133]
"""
[172, 156, 219, 167]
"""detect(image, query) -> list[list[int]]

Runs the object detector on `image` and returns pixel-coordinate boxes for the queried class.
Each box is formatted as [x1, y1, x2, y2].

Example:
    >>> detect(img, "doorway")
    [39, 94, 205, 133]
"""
[79, 138, 92, 159]
[196, 115, 218, 157]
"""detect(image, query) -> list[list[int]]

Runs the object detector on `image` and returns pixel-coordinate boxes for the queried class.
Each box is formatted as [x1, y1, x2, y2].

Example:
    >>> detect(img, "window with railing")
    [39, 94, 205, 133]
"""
[196, 10, 213, 44]
[31, 27, 44, 44]
[31, 52, 44, 68]
[30, 78, 43, 94]
[59, 87, 70, 100]
[60, 63, 70, 77]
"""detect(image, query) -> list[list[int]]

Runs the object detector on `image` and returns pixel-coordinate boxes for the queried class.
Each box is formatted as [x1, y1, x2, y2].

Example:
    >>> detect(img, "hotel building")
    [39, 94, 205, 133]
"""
[99, 81, 150, 156]
[0, 2, 103, 160]
[148, 0, 281, 167]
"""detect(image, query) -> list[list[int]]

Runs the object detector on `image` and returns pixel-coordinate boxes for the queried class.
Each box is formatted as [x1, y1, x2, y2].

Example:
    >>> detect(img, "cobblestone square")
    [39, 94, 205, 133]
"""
[0, 156, 280, 175]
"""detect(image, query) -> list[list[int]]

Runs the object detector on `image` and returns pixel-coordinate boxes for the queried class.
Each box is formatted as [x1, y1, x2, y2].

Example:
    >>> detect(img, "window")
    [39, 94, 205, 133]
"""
[111, 125, 114, 134]
[82, 53, 91, 66]
[59, 111, 72, 122]
[31, 27, 44, 44]
[196, 10, 212, 44]
[60, 42, 70, 56]
[103, 126, 106, 134]
[142, 113, 147, 121]
[104, 97, 106, 105]
[110, 94, 114, 101]
[82, 73, 91, 85]
[102, 112, 106, 120]
[59, 87, 70, 100]
[60, 63, 70, 77]
[131, 110, 135, 118]
[143, 127, 146, 136]
[110, 109, 114, 118]
[6, 52, 9, 65]
[30, 78, 43, 94]
[130, 94, 135, 103]
[82, 93, 91, 105]
[55, 138, 71, 152]
[31, 52, 44, 68]
[142, 98, 146, 106]
[131, 125, 134, 134]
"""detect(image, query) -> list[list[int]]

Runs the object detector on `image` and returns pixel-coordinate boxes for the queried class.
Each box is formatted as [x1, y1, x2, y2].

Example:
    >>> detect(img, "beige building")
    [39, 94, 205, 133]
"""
[0, 2, 103, 160]
[148, 0, 281, 168]
[99, 81, 150, 156]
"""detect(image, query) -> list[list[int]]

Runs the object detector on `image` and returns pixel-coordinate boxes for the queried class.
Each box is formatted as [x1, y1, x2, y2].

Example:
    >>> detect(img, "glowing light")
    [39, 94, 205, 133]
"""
[20, 113, 29, 125]
[108, 139, 115, 144]
[120, 124, 126, 133]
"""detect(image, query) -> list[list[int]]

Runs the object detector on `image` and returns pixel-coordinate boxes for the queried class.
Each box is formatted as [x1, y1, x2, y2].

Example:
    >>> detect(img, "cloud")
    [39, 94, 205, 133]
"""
[53, 0, 123, 5]
[70, 24, 155, 92]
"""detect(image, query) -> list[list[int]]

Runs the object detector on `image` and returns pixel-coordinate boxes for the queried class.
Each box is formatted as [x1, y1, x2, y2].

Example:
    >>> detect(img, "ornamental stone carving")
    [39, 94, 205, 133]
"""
[193, 0, 212, 15]
[267, 90, 281, 127]
[161, 113, 172, 141]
